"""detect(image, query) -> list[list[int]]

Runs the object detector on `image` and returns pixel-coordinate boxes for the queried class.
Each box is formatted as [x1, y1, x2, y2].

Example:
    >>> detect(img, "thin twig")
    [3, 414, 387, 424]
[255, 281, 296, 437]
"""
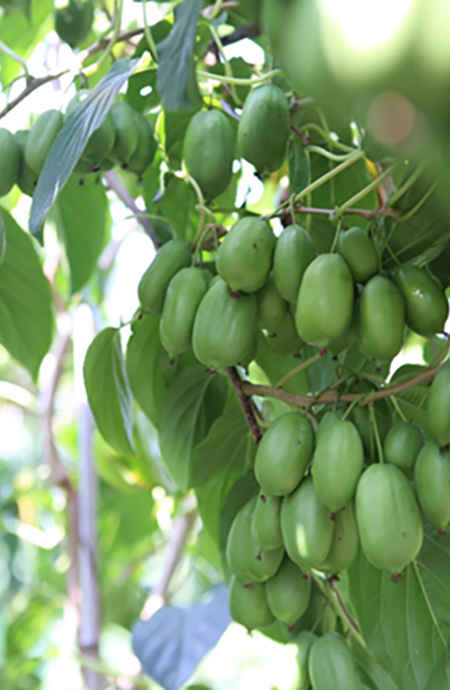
[267, 204, 400, 222]
[225, 366, 262, 443]
[328, 578, 360, 632]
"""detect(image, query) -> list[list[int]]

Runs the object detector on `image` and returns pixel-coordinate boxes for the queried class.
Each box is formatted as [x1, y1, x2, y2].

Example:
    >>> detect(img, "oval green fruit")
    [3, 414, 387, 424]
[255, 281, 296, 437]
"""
[25, 110, 64, 175]
[216, 217, 275, 293]
[295, 631, 317, 690]
[415, 440, 450, 529]
[358, 276, 405, 361]
[266, 558, 311, 625]
[308, 633, 361, 690]
[192, 279, 257, 369]
[228, 576, 275, 630]
[296, 254, 354, 347]
[384, 421, 423, 477]
[428, 365, 450, 447]
[312, 420, 364, 512]
[394, 265, 449, 336]
[138, 239, 191, 314]
[316, 411, 341, 446]
[355, 464, 423, 573]
[183, 109, 235, 201]
[257, 273, 288, 332]
[319, 504, 359, 574]
[281, 477, 334, 571]
[337, 227, 378, 283]
[127, 112, 157, 177]
[54, 0, 94, 47]
[255, 412, 314, 496]
[14, 131, 36, 196]
[273, 224, 316, 304]
[110, 101, 140, 165]
[226, 499, 255, 582]
[238, 84, 290, 173]
[251, 494, 283, 550]
[327, 308, 357, 356]
[0, 128, 20, 196]
[159, 268, 208, 359]
[265, 312, 304, 355]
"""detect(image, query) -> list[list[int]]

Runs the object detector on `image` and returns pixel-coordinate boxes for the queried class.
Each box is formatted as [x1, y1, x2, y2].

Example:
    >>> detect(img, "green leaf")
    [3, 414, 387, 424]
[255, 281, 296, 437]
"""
[158, 367, 228, 490]
[389, 364, 430, 432]
[54, 174, 109, 293]
[126, 315, 167, 427]
[0, 209, 53, 378]
[29, 59, 138, 240]
[162, 109, 199, 169]
[156, 0, 203, 111]
[144, 175, 199, 241]
[254, 334, 309, 395]
[84, 327, 135, 456]
[350, 643, 399, 690]
[288, 137, 310, 195]
[192, 409, 258, 543]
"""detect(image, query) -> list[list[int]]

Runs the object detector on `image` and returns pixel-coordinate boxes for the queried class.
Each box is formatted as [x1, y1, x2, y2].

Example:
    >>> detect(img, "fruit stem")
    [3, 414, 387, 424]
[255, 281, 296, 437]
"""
[207, 23, 242, 106]
[334, 163, 398, 219]
[307, 145, 360, 162]
[342, 393, 367, 421]
[390, 395, 408, 423]
[142, 0, 158, 62]
[397, 183, 436, 224]
[0, 38, 30, 81]
[387, 161, 426, 207]
[370, 404, 385, 463]
[196, 69, 283, 86]
[275, 350, 325, 388]
[301, 122, 355, 153]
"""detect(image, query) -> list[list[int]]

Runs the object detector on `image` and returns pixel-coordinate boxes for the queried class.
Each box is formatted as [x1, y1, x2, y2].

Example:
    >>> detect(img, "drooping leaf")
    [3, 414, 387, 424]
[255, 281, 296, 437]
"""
[84, 327, 135, 456]
[288, 137, 310, 195]
[29, 59, 138, 240]
[132, 585, 231, 690]
[350, 643, 399, 690]
[158, 367, 228, 490]
[0, 209, 53, 378]
[144, 175, 199, 241]
[254, 334, 309, 396]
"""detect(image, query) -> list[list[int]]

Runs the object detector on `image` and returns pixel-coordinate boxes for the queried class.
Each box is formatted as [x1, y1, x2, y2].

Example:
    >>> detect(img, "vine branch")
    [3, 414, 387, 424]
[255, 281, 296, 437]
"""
[225, 366, 262, 443]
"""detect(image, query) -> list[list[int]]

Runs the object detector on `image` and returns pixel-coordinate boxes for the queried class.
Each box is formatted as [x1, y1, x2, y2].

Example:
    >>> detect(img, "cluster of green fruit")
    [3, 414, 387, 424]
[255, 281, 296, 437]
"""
[0, 96, 156, 198]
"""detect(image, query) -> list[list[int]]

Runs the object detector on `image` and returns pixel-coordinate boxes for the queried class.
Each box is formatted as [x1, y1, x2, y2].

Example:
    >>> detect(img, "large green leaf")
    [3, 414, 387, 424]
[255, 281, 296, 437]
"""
[0, 209, 53, 378]
[158, 366, 228, 490]
[54, 175, 109, 293]
[192, 409, 257, 543]
[254, 334, 309, 395]
[144, 175, 199, 241]
[84, 327, 135, 456]
[350, 643, 399, 690]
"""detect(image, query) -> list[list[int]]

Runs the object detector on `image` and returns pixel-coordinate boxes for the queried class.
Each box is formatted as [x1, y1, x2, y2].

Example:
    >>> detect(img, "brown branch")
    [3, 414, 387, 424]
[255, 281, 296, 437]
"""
[328, 578, 360, 633]
[225, 366, 262, 443]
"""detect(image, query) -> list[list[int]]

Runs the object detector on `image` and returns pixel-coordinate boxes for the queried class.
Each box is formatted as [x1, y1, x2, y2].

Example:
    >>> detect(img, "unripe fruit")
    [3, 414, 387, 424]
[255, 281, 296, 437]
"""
[251, 494, 283, 550]
[427, 366, 450, 447]
[54, 0, 94, 48]
[265, 558, 311, 625]
[256, 273, 288, 332]
[319, 504, 359, 574]
[183, 109, 235, 201]
[308, 633, 361, 690]
[414, 441, 450, 529]
[265, 312, 304, 355]
[67, 91, 116, 163]
[337, 227, 378, 283]
[296, 254, 354, 346]
[127, 112, 157, 177]
[296, 581, 336, 634]
[110, 102, 140, 165]
[295, 631, 317, 690]
[273, 224, 316, 304]
[327, 309, 357, 355]
[358, 276, 405, 361]
[14, 131, 36, 196]
[192, 279, 257, 369]
[384, 421, 423, 477]
[316, 411, 341, 445]
[281, 477, 334, 571]
[394, 265, 449, 336]
[138, 239, 191, 314]
[238, 84, 290, 173]
[226, 500, 255, 583]
[229, 576, 275, 630]
[312, 420, 364, 512]
[159, 268, 208, 359]
[255, 412, 314, 496]
[216, 217, 275, 293]
[356, 464, 423, 573]
[0, 128, 20, 196]
[25, 110, 64, 175]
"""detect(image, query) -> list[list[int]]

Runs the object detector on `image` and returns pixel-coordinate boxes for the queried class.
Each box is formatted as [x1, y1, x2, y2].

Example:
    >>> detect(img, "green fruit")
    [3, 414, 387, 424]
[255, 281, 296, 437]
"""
[251, 494, 283, 550]
[238, 84, 290, 173]
[226, 500, 255, 582]
[138, 239, 191, 314]
[295, 631, 317, 690]
[281, 477, 335, 571]
[337, 227, 378, 283]
[14, 131, 36, 196]
[384, 421, 424, 477]
[127, 112, 157, 177]
[327, 309, 357, 355]
[248, 543, 284, 583]
[312, 420, 364, 512]
[228, 576, 275, 630]
[296, 581, 336, 634]
[25, 110, 64, 175]
[67, 91, 117, 163]
[355, 464, 423, 573]
[316, 411, 341, 445]
[257, 273, 288, 331]
[216, 217, 275, 293]
[308, 633, 361, 690]
[54, 0, 94, 47]
[358, 276, 405, 361]
[273, 224, 316, 304]
[265, 312, 304, 355]
[0, 129, 20, 196]
[428, 365, 450, 447]
[394, 265, 449, 336]
[183, 109, 235, 201]
[192, 279, 257, 369]
[255, 412, 314, 496]
[110, 102, 140, 165]
[266, 558, 311, 625]
[296, 254, 354, 347]
[319, 504, 359, 574]
[415, 441, 450, 529]
[159, 268, 208, 359]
